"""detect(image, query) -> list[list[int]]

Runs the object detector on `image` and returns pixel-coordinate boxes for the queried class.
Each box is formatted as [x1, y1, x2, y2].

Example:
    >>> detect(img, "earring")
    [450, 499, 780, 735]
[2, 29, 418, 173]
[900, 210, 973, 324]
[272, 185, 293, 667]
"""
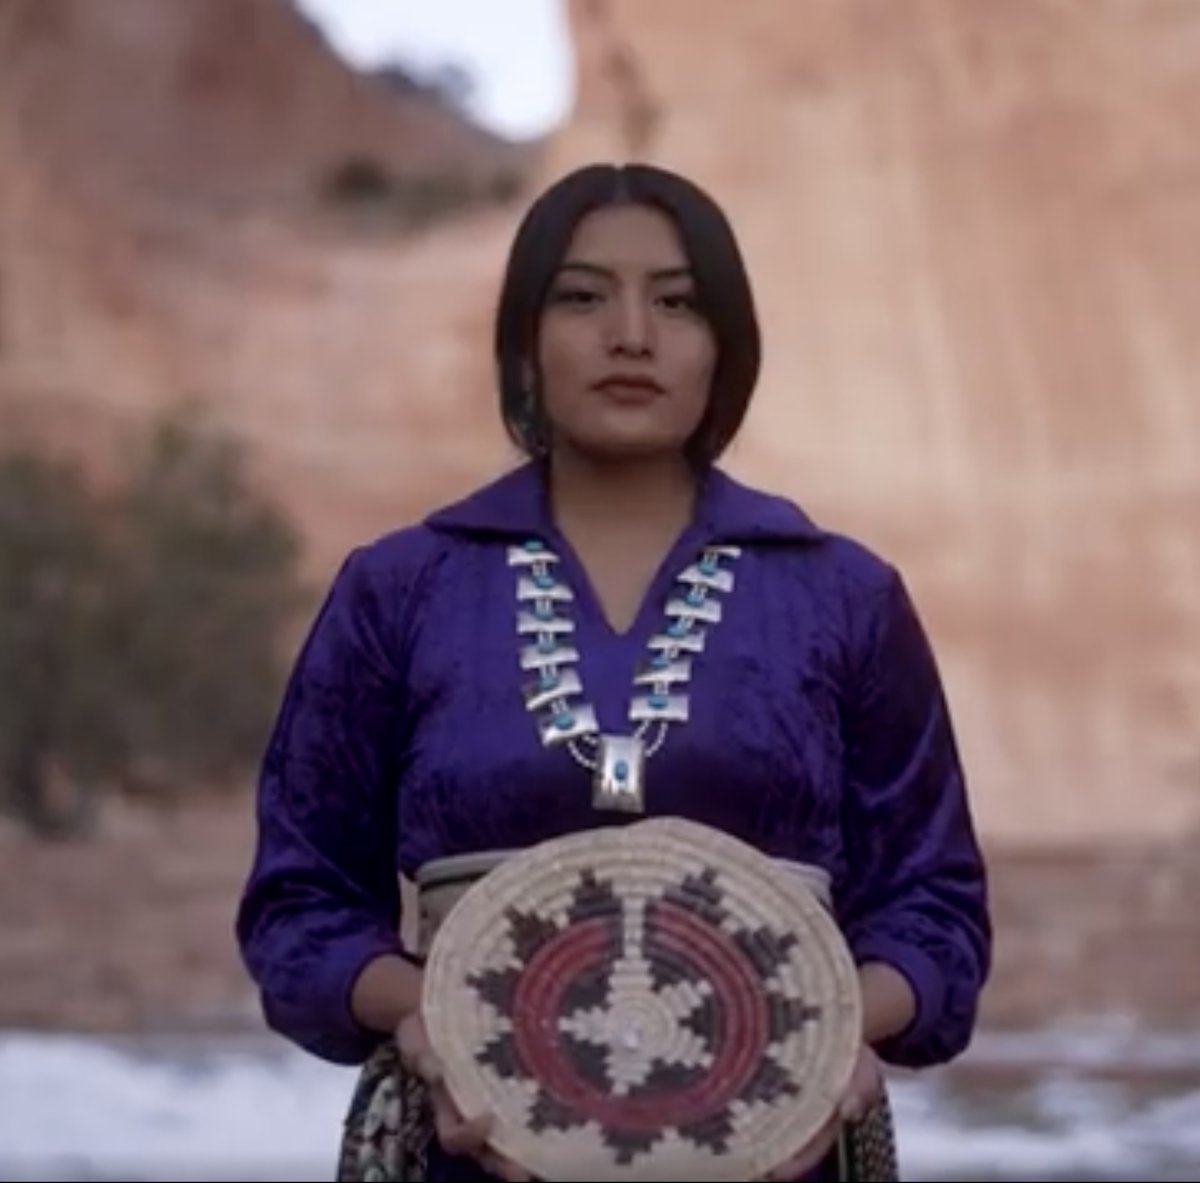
[521, 386, 550, 455]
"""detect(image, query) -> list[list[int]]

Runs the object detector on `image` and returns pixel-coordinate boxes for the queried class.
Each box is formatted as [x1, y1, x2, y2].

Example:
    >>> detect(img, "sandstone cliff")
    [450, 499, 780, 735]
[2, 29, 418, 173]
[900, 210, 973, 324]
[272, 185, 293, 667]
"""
[548, 0, 1200, 844]
[0, 0, 527, 544]
[1, 0, 1197, 845]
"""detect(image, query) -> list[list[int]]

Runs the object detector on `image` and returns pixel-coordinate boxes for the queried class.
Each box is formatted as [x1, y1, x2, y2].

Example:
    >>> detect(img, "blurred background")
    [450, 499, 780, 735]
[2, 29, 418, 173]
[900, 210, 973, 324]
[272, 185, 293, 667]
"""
[0, 1, 1197, 1179]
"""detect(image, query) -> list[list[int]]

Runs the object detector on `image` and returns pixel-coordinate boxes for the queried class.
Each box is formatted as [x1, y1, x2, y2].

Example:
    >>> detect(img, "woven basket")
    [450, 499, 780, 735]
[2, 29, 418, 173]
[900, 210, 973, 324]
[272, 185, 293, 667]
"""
[419, 817, 863, 1182]
[335, 1044, 900, 1181]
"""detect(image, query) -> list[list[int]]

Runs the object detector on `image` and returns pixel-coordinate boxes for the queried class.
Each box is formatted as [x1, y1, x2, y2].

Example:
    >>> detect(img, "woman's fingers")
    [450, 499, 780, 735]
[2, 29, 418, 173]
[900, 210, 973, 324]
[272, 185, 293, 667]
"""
[763, 1114, 839, 1181]
[765, 1046, 885, 1179]
[432, 1088, 492, 1156]
[396, 1013, 533, 1178]
[479, 1147, 533, 1182]
[434, 1092, 531, 1179]
[433, 1095, 532, 1179]
[838, 1045, 884, 1123]
[394, 1015, 444, 1086]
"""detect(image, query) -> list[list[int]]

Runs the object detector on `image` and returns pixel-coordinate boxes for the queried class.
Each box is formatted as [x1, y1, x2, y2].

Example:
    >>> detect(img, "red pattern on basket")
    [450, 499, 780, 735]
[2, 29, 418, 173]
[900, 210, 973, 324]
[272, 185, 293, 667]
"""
[510, 898, 772, 1130]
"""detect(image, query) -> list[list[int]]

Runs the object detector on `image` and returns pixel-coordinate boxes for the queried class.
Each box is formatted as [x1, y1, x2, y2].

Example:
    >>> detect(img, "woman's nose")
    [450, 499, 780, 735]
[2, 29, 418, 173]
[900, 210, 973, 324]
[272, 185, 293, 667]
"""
[607, 293, 654, 357]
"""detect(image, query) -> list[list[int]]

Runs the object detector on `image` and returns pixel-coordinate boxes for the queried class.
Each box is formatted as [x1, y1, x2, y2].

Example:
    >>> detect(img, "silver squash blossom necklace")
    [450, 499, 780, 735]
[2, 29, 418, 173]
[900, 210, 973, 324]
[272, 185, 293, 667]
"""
[508, 537, 741, 813]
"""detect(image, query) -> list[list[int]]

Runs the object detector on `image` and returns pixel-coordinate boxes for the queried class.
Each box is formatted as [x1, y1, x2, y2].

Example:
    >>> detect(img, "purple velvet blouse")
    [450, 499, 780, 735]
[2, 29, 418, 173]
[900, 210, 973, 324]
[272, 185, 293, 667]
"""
[235, 461, 991, 1179]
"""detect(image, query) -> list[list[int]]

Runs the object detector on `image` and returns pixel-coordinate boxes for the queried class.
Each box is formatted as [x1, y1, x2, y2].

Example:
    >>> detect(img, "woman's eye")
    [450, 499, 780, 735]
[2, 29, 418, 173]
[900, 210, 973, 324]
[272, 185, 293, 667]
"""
[658, 292, 700, 312]
[549, 287, 603, 307]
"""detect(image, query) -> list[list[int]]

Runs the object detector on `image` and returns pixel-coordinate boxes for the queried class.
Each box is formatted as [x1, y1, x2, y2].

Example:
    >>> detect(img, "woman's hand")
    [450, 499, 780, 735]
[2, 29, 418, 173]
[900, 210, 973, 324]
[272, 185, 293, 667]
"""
[762, 1045, 884, 1181]
[394, 1011, 532, 1181]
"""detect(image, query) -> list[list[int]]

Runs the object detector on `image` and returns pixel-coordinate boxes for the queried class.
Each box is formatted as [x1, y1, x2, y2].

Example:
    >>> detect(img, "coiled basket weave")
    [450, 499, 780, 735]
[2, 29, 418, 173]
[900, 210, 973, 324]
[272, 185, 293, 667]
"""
[338, 818, 901, 1182]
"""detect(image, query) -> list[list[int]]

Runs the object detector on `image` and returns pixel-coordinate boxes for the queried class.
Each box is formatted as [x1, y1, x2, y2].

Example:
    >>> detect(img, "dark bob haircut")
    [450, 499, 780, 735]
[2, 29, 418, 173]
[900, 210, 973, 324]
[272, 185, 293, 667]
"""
[493, 162, 761, 465]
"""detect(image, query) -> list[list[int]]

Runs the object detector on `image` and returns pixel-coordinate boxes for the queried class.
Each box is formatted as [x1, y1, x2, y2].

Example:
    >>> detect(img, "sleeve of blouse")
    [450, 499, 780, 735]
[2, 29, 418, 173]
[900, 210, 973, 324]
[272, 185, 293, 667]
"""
[234, 532, 431, 1065]
[836, 560, 992, 1069]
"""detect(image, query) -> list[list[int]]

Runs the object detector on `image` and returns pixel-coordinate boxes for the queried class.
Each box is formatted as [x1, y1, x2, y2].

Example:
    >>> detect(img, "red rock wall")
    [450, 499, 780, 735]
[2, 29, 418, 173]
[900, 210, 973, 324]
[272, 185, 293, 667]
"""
[0, 0, 1196, 844]
[544, 0, 1200, 844]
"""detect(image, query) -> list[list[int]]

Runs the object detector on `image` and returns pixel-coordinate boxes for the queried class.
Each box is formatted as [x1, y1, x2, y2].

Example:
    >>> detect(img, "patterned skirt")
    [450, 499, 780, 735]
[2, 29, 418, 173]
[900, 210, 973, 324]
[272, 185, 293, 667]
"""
[335, 1040, 901, 1182]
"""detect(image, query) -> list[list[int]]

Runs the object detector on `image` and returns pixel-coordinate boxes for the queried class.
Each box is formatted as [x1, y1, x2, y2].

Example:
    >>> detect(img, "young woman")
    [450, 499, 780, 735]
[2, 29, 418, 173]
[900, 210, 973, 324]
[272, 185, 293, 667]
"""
[236, 162, 991, 1182]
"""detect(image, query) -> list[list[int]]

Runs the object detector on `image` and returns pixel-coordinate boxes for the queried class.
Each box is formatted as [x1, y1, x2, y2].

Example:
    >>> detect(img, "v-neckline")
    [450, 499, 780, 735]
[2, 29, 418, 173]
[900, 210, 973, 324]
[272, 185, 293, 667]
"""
[546, 520, 706, 643]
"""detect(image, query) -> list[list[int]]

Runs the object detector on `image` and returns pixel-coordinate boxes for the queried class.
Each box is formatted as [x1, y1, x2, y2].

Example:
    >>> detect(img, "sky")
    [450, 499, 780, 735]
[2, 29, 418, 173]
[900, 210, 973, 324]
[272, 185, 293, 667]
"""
[295, 0, 573, 140]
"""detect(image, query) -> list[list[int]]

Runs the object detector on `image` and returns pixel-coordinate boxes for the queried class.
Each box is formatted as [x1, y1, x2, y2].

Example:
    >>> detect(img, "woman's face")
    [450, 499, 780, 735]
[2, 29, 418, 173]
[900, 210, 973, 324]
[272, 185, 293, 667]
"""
[534, 203, 717, 463]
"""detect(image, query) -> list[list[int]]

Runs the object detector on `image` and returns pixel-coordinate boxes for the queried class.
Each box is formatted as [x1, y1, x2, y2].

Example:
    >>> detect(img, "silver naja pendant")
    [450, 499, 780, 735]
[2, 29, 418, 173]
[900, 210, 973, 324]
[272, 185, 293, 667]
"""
[592, 734, 647, 813]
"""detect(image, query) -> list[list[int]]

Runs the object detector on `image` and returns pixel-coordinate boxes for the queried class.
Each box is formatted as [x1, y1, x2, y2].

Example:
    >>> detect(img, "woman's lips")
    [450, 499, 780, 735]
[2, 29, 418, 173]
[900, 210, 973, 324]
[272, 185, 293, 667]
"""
[592, 376, 665, 404]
